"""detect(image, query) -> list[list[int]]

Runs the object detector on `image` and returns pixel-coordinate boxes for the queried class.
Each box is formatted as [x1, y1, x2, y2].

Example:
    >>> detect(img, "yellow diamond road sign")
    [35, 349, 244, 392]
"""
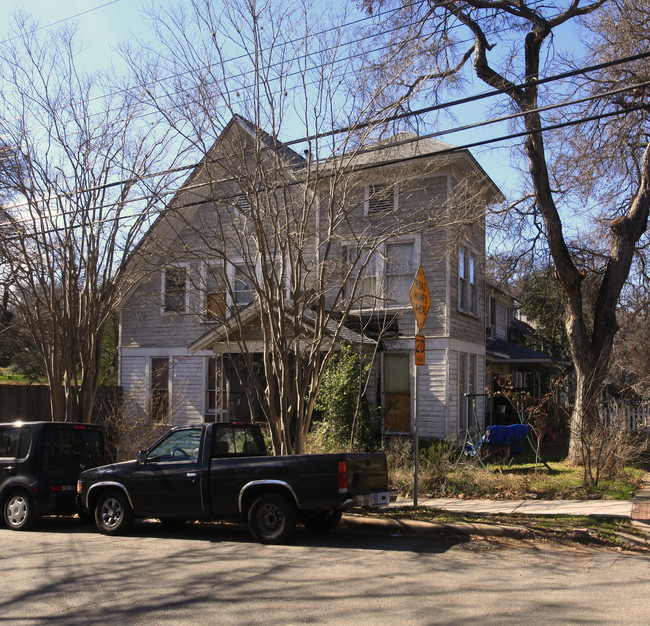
[409, 266, 430, 333]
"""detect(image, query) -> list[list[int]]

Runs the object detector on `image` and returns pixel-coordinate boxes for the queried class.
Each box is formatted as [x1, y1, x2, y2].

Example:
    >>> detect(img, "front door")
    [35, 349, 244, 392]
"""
[383, 353, 411, 433]
[131, 428, 204, 517]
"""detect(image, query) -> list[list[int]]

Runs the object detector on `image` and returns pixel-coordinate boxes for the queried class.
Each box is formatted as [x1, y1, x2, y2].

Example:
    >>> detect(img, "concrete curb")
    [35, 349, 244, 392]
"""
[341, 514, 533, 539]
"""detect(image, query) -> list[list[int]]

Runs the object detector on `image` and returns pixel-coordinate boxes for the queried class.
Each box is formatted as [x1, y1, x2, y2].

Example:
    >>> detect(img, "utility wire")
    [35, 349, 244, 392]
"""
[0, 0, 122, 44]
[0, 0, 570, 140]
[4, 91, 647, 238]
[4, 44, 648, 217]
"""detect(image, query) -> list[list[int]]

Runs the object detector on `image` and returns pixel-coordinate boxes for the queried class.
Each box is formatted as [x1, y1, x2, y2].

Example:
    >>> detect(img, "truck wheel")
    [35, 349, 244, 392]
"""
[304, 509, 342, 533]
[247, 493, 296, 544]
[95, 489, 134, 536]
[4, 490, 36, 531]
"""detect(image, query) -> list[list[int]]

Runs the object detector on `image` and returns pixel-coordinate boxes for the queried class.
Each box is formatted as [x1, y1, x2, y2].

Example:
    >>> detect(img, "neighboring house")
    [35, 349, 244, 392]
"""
[118, 116, 502, 441]
[485, 283, 568, 425]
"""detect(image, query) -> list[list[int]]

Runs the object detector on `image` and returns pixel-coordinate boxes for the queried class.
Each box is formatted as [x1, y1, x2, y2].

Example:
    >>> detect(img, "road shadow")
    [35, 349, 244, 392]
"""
[24, 514, 468, 554]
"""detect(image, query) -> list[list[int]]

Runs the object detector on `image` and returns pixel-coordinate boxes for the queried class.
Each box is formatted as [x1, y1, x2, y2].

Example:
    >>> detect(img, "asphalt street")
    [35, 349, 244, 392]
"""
[2, 516, 649, 624]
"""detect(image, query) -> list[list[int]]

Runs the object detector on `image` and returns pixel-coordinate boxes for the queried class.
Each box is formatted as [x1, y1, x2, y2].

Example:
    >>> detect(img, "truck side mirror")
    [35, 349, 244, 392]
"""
[137, 450, 148, 465]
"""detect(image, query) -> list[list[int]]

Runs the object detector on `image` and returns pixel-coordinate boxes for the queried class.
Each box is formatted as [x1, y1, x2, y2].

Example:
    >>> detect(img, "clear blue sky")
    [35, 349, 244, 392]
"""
[2, 0, 147, 66]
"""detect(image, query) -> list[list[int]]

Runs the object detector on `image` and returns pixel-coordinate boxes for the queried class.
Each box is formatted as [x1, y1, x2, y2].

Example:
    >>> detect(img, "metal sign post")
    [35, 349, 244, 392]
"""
[409, 266, 430, 507]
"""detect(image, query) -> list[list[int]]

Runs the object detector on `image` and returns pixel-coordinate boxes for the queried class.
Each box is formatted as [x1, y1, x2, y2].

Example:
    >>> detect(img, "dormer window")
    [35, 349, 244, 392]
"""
[365, 184, 398, 215]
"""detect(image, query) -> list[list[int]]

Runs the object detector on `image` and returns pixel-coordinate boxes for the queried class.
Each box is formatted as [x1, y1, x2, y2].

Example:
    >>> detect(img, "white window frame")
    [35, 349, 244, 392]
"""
[342, 234, 420, 309]
[161, 263, 190, 315]
[226, 261, 256, 309]
[364, 183, 399, 216]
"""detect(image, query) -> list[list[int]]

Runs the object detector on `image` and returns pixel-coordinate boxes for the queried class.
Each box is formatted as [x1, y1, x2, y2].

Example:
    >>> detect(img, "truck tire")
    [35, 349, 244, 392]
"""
[247, 493, 297, 544]
[304, 509, 342, 533]
[95, 489, 134, 536]
[4, 490, 36, 530]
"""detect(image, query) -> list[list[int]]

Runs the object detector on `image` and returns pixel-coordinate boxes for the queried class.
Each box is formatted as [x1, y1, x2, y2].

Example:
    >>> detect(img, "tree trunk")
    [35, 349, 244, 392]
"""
[567, 364, 603, 464]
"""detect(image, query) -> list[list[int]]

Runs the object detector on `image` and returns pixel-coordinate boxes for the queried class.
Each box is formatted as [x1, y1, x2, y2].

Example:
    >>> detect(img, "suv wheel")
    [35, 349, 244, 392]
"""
[4, 491, 36, 530]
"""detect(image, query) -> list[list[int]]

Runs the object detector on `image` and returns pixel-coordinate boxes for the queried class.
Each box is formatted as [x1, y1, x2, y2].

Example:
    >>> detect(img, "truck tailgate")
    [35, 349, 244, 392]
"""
[344, 453, 388, 493]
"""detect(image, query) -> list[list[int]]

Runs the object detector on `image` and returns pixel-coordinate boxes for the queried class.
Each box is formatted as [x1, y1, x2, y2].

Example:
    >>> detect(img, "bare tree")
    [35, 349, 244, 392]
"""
[0, 15, 183, 422]
[361, 0, 650, 463]
[125, 0, 484, 453]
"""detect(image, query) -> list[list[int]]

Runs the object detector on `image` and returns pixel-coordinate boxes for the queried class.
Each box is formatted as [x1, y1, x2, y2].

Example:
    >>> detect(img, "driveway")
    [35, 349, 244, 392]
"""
[2, 517, 649, 624]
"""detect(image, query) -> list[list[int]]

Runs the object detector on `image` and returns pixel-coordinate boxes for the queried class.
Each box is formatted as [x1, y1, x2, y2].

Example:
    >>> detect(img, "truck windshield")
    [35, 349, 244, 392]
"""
[147, 428, 202, 463]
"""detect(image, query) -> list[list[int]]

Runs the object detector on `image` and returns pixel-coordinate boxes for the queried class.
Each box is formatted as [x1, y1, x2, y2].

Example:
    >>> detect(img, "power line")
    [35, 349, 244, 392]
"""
[0, 0, 122, 45]
[3, 88, 647, 239]
[4, 43, 648, 214]
[0, 0, 566, 141]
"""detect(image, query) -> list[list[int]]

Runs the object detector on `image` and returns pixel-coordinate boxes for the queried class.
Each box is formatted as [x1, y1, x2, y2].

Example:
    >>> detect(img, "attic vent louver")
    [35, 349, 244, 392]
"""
[367, 184, 395, 214]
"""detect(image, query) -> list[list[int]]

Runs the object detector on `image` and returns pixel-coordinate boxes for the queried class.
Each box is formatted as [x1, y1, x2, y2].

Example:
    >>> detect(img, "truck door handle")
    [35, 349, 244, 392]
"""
[5, 466, 15, 475]
[187, 472, 198, 478]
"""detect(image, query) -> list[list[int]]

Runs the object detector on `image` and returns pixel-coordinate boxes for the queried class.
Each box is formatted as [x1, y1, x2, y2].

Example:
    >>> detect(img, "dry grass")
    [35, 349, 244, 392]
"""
[385, 438, 645, 501]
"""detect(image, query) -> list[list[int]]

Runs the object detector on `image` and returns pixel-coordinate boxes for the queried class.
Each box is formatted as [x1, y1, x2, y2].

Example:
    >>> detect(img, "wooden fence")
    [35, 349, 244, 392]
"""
[0, 385, 121, 423]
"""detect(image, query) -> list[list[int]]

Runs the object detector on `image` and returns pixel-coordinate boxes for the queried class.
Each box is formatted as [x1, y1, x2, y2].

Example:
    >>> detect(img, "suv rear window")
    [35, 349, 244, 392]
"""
[0, 427, 21, 458]
[41, 427, 105, 480]
[0, 427, 31, 459]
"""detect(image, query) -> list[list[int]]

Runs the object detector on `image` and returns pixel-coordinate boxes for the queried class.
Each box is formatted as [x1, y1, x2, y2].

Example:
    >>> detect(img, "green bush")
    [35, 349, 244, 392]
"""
[309, 345, 382, 452]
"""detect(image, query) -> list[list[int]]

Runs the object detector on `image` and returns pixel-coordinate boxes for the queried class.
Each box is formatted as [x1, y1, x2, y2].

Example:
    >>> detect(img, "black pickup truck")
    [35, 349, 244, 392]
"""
[77, 422, 391, 543]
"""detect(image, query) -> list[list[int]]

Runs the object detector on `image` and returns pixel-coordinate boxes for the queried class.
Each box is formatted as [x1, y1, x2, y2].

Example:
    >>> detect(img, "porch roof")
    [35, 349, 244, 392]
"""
[188, 302, 376, 354]
[486, 338, 567, 367]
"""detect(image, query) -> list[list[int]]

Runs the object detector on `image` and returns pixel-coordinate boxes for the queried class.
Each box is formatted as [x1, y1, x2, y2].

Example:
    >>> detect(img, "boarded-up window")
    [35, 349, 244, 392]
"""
[207, 292, 227, 319]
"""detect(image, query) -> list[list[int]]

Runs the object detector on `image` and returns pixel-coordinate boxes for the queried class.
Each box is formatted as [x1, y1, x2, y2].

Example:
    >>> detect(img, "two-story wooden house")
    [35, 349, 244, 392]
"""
[118, 116, 502, 441]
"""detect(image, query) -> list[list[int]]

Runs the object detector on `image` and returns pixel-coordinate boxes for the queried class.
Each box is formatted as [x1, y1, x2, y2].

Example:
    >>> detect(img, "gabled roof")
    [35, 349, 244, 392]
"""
[126, 116, 306, 273]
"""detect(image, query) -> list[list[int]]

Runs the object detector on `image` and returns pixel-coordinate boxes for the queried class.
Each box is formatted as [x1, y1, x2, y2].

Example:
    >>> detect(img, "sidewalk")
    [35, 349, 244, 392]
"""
[390, 472, 650, 535]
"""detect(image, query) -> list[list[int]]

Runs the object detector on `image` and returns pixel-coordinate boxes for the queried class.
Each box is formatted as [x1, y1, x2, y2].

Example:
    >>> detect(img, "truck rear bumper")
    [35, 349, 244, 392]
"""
[347, 490, 397, 508]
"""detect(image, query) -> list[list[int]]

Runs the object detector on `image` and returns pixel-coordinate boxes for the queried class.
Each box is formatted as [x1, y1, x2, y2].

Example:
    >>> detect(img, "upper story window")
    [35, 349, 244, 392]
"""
[386, 240, 417, 304]
[345, 247, 377, 306]
[233, 264, 254, 306]
[344, 236, 419, 308]
[458, 247, 477, 316]
[365, 184, 398, 215]
[163, 266, 188, 314]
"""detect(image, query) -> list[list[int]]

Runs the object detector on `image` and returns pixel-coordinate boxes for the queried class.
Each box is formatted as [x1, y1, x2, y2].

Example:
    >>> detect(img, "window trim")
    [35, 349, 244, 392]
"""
[226, 261, 255, 309]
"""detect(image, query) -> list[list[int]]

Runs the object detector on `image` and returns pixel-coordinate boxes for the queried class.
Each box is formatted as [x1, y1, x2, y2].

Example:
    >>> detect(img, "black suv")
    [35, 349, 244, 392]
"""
[1, 421, 105, 530]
